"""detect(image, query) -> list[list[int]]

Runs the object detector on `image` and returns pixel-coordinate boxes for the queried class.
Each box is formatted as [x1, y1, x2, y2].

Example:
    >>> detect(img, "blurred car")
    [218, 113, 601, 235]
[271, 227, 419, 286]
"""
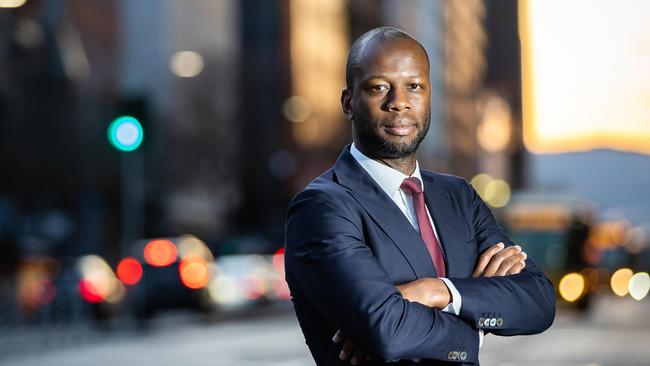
[116, 235, 214, 320]
[114, 235, 290, 321]
[500, 192, 597, 310]
[206, 250, 290, 309]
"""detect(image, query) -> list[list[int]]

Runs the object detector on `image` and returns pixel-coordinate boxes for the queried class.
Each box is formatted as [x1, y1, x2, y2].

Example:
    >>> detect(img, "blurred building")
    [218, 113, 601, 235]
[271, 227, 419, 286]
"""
[0, 0, 525, 265]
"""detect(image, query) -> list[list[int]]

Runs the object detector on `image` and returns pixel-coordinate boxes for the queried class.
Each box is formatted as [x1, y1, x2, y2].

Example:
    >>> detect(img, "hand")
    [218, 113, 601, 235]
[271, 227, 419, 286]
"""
[472, 242, 527, 277]
[396, 277, 451, 309]
[332, 329, 369, 365]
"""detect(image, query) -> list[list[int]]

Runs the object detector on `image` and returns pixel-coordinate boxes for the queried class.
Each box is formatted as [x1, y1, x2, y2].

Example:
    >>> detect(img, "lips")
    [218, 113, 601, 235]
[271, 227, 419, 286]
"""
[384, 124, 416, 136]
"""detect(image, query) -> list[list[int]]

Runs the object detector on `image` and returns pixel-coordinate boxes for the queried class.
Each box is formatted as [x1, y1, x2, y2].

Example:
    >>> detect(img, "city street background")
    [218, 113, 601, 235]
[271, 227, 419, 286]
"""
[2, 295, 649, 366]
[1, 0, 650, 365]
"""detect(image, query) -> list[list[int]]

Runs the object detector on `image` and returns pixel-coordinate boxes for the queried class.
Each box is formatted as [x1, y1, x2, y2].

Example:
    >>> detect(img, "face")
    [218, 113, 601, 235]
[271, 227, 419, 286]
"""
[342, 39, 431, 159]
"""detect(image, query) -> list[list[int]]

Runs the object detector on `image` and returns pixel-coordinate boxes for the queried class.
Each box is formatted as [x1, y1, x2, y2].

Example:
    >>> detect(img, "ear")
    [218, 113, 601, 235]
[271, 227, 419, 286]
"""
[340, 87, 354, 120]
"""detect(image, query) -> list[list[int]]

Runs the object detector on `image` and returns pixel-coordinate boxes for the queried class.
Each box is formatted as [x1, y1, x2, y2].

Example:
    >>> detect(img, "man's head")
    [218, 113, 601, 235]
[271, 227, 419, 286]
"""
[342, 27, 431, 160]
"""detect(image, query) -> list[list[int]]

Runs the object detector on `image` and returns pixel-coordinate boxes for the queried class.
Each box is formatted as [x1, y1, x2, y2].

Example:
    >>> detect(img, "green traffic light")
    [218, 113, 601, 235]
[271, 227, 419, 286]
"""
[107, 116, 143, 152]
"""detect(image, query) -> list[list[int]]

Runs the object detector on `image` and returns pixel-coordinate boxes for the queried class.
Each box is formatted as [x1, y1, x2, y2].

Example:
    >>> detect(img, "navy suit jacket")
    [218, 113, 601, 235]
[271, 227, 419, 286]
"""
[284, 146, 555, 365]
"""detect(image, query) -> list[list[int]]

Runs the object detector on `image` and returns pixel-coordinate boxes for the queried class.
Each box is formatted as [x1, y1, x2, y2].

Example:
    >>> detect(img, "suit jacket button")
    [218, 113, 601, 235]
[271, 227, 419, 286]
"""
[448, 351, 454, 360]
[452, 351, 459, 360]
[496, 317, 503, 327]
[489, 318, 497, 327]
[460, 351, 467, 360]
[478, 317, 485, 327]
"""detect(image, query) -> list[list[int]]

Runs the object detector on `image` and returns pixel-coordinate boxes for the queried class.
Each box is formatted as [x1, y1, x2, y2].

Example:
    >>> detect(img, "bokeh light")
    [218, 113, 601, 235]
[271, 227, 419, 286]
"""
[116, 257, 143, 285]
[143, 239, 177, 267]
[177, 235, 213, 262]
[104, 282, 125, 304]
[107, 116, 143, 152]
[470, 173, 493, 196]
[611, 268, 634, 297]
[272, 248, 285, 275]
[208, 274, 240, 306]
[272, 248, 290, 300]
[170, 51, 204, 78]
[76, 254, 122, 303]
[179, 255, 210, 289]
[558, 272, 585, 302]
[483, 179, 511, 208]
[79, 279, 103, 303]
[0, 0, 27, 8]
[283, 96, 312, 123]
[243, 273, 267, 300]
[628, 272, 650, 301]
[16, 259, 58, 314]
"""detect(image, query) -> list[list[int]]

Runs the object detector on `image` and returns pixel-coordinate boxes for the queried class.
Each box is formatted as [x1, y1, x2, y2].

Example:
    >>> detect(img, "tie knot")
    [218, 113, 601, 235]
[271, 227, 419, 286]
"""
[400, 177, 423, 195]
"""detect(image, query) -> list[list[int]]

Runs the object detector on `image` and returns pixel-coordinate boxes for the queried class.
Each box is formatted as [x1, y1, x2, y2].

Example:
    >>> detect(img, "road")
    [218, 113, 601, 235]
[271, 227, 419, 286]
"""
[1, 295, 648, 366]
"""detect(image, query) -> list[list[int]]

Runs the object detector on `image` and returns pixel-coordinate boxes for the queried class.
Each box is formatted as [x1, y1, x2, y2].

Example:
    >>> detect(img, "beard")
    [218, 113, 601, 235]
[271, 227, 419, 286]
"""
[353, 114, 430, 159]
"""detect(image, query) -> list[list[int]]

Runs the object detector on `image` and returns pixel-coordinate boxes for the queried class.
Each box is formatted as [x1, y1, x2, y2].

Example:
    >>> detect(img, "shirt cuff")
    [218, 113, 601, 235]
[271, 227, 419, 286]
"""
[479, 329, 484, 348]
[439, 277, 462, 316]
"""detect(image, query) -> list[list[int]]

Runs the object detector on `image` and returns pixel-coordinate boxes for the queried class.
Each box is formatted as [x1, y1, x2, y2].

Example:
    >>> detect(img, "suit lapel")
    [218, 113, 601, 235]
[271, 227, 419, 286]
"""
[332, 146, 437, 279]
[421, 173, 468, 278]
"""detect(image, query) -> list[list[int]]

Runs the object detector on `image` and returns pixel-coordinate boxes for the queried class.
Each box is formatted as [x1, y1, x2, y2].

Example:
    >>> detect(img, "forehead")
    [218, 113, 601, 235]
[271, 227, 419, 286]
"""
[356, 39, 429, 80]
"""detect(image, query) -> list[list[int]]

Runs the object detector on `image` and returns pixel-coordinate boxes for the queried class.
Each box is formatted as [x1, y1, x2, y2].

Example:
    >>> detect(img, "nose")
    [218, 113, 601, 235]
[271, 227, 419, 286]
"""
[385, 87, 411, 112]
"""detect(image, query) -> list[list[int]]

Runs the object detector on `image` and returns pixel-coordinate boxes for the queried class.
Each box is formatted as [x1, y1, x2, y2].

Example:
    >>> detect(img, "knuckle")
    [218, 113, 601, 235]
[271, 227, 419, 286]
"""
[506, 246, 519, 254]
[494, 252, 507, 262]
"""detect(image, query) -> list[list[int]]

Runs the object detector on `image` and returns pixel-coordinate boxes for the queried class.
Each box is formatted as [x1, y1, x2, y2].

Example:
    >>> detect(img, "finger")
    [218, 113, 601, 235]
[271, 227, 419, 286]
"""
[483, 245, 522, 277]
[472, 242, 505, 277]
[482, 245, 520, 277]
[495, 251, 527, 276]
[477, 242, 505, 271]
[350, 350, 366, 365]
[514, 259, 527, 274]
[340, 340, 355, 360]
[506, 261, 525, 275]
[494, 250, 526, 276]
[332, 329, 344, 343]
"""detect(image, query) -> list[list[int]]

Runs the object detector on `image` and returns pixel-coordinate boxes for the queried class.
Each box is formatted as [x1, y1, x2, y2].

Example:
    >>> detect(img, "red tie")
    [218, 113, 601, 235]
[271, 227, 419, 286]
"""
[400, 177, 447, 277]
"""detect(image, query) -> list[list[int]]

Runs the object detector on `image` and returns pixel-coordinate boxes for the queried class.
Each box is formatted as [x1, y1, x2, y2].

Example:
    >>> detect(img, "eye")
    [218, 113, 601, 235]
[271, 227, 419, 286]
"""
[410, 83, 424, 90]
[370, 84, 389, 92]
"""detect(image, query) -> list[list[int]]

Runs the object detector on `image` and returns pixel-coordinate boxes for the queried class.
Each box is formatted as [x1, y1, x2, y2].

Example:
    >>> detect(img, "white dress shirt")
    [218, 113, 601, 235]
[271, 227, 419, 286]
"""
[350, 143, 483, 347]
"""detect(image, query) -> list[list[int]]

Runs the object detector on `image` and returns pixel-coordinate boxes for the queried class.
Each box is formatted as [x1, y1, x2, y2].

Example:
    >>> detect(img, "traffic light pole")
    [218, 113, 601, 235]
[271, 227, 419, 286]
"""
[120, 151, 144, 257]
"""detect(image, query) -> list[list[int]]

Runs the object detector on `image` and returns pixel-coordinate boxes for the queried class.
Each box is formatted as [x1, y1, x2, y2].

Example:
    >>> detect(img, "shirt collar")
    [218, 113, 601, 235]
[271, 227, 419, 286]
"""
[350, 142, 423, 198]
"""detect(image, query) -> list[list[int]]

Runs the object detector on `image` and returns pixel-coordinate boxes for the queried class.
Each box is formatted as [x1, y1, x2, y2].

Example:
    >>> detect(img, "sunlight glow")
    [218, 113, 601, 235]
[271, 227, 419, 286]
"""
[519, 0, 650, 155]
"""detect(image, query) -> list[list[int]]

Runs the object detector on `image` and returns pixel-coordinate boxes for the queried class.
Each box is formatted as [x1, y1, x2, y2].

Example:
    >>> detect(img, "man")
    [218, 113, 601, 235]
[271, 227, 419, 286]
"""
[284, 27, 555, 365]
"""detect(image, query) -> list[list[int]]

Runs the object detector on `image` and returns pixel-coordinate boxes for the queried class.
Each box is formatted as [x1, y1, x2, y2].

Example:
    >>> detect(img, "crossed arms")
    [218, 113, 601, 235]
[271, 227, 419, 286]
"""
[284, 180, 555, 364]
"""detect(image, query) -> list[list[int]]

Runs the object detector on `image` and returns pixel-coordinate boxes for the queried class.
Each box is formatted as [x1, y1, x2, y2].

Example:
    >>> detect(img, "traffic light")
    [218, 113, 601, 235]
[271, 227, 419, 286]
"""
[107, 115, 143, 152]
[107, 96, 149, 152]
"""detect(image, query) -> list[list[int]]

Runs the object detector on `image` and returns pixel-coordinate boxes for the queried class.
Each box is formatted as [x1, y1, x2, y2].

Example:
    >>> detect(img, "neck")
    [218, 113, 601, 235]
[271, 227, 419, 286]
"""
[355, 143, 417, 176]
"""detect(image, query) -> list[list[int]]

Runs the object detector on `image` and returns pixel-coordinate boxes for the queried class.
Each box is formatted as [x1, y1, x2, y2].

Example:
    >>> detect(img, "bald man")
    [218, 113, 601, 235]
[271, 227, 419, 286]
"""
[284, 27, 555, 366]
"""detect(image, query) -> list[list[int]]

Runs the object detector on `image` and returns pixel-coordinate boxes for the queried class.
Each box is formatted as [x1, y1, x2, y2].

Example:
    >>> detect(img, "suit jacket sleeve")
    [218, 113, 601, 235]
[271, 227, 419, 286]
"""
[447, 180, 556, 336]
[285, 187, 479, 363]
